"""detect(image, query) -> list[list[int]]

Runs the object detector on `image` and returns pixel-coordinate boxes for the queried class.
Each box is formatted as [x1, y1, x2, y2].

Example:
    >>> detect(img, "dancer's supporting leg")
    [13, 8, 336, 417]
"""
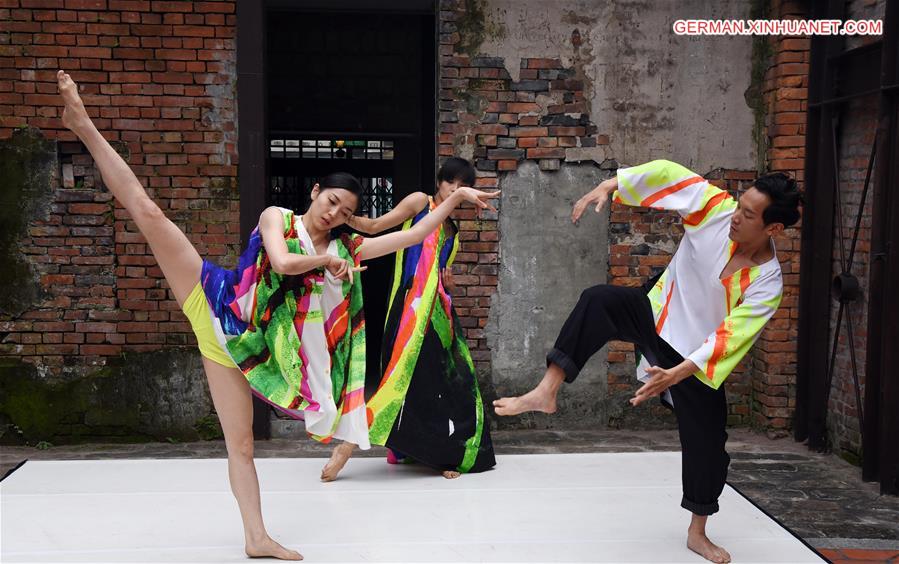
[670, 374, 731, 564]
[321, 441, 355, 482]
[58, 70, 301, 561]
[494, 284, 731, 564]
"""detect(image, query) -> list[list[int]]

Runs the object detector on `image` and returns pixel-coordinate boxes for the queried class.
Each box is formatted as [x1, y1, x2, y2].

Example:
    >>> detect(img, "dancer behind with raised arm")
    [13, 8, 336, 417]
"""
[493, 160, 801, 564]
[341, 157, 495, 480]
[56, 70, 498, 561]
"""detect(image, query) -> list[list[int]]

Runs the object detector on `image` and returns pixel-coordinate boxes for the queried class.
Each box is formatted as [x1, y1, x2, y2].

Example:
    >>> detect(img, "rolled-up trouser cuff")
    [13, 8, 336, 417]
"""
[546, 348, 580, 383]
[681, 496, 719, 516]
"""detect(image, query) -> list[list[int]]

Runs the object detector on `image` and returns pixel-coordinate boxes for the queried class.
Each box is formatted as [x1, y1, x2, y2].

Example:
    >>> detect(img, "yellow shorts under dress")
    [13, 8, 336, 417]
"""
[181, 283, 239, 369]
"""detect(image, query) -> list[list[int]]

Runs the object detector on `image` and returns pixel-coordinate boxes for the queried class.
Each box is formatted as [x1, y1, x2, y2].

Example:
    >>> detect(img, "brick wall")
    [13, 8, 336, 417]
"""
[753, 0, 809, 435]
[0, 0, 238, 378]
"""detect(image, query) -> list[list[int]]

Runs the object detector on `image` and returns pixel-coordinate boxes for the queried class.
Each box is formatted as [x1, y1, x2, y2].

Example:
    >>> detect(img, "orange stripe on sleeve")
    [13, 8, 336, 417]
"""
[684, 191, 730, 226]
[640, 175, 704, 208]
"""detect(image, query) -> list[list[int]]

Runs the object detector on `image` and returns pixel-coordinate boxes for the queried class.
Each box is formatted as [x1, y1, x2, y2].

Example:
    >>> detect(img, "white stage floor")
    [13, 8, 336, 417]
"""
[1, 453, 822, 563]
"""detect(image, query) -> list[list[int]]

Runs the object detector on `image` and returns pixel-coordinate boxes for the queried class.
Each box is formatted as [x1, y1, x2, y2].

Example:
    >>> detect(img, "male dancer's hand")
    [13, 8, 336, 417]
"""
[572, 177, 617, 224]
[630, 360, 699, 406]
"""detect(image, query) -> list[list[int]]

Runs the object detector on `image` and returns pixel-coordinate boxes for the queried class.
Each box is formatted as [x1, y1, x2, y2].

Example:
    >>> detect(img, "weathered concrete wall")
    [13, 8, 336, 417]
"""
[458, 0, 756, 428]
[478, 0, 756, 172]
[487, 162, 610, 427]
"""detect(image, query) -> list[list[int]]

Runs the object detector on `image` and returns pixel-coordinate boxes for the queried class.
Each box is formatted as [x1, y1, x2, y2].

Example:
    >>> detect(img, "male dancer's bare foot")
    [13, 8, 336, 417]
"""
[493, 386, 558, 416]
[245, 535, 303, 561]
[493, 364, 564, 416]
[320, 442, 354, 482]
[442, 470, 461, 479]
[687, 527, 731, 563]
[56, 70, 90, 133]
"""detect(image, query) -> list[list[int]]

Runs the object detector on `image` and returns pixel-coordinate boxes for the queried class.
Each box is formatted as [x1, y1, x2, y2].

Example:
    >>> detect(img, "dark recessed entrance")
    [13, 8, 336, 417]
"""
[237, 0, 437, 435]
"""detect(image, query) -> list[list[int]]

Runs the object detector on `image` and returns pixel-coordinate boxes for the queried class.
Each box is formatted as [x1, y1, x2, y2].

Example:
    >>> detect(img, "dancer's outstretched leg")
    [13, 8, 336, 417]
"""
[59, 70, 301, 561]
[321, 442, 355, 482]
[204, 358, 302, 561]
[58, 70, 200, 304]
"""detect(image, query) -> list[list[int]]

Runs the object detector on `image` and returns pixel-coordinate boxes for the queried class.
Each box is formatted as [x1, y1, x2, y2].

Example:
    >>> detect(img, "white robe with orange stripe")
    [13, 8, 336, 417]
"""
[614, 160, 783, 390]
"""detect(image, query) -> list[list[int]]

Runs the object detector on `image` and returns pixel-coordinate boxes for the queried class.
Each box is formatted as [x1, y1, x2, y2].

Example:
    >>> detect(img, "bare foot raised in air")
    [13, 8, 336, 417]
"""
[493, 364, 564, 416]
[493, 386, 558, 416]
[245, 534, 303, 561]
[687, 529, 731, 563]
[321, 442, 355, 482]
[56, 70, 90, 133]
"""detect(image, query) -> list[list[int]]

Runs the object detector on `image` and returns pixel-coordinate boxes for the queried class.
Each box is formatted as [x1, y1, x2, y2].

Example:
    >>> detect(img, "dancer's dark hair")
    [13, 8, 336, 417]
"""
[752, 172, 802, 227]
[320, 172, 364, 201]
[437, 157, 476, 189]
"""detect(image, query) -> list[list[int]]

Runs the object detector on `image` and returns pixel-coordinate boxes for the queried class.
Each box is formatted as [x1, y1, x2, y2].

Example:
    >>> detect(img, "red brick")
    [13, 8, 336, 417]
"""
[193, 1, 234, 12]
[548, 126, 585, 136]
[527, 58, 562, 69]
[507, 102, 540, 113]
[526, 147, 565, 159]
[509, 126, 546, 138]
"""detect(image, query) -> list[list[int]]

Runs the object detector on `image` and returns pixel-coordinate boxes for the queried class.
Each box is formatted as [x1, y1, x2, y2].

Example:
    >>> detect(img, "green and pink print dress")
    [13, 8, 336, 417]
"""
[201, 207, 370, 448]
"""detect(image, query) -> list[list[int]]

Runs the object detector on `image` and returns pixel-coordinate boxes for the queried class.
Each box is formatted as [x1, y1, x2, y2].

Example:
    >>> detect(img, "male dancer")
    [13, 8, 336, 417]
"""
[494, 160, 801, 564]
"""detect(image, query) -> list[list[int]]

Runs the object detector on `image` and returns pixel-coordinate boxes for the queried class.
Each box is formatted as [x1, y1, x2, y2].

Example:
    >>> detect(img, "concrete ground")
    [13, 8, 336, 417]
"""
[2, 428, 898, 561]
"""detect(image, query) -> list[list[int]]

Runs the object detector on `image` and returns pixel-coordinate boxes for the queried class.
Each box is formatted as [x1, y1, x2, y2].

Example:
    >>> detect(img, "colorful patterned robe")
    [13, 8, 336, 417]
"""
[614, 160, 783, 390]
[200, 207, 370, 448]
[366, 199, 495, 473]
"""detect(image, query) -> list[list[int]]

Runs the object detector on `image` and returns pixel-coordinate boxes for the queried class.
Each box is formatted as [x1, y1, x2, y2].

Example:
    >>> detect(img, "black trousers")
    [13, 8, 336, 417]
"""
[547, 284, 730, 516]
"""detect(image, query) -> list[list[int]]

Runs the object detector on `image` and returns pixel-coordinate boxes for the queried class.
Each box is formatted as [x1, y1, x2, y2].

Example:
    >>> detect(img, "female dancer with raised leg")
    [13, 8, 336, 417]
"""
[56, 70, 498, 560]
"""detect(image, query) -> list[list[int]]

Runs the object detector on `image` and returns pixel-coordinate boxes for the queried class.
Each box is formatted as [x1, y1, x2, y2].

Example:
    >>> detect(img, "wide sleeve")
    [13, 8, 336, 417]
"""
[686, 272, 783, 389]
[614, 160, 735, 229]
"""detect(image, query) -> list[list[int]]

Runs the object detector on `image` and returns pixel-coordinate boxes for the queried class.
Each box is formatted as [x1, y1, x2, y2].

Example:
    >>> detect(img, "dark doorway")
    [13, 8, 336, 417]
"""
[238, 1, 437, 407]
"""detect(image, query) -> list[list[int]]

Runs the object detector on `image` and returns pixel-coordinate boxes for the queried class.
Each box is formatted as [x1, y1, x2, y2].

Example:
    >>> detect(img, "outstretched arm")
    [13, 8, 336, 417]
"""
[347, 192, 430, 234]
[358, 187, 499, 261]
[571, 160, 734, 230]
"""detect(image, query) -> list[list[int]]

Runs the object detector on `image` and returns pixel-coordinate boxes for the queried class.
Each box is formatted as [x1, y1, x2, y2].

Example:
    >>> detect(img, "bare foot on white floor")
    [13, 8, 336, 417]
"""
[442, 470, 461, 479]
[493, 386, 557, 416]
[320, 442, 355, 482]
[245, 535, 303, 561]
[687, 529, 731, 563]
[56, 70, 90, 133]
